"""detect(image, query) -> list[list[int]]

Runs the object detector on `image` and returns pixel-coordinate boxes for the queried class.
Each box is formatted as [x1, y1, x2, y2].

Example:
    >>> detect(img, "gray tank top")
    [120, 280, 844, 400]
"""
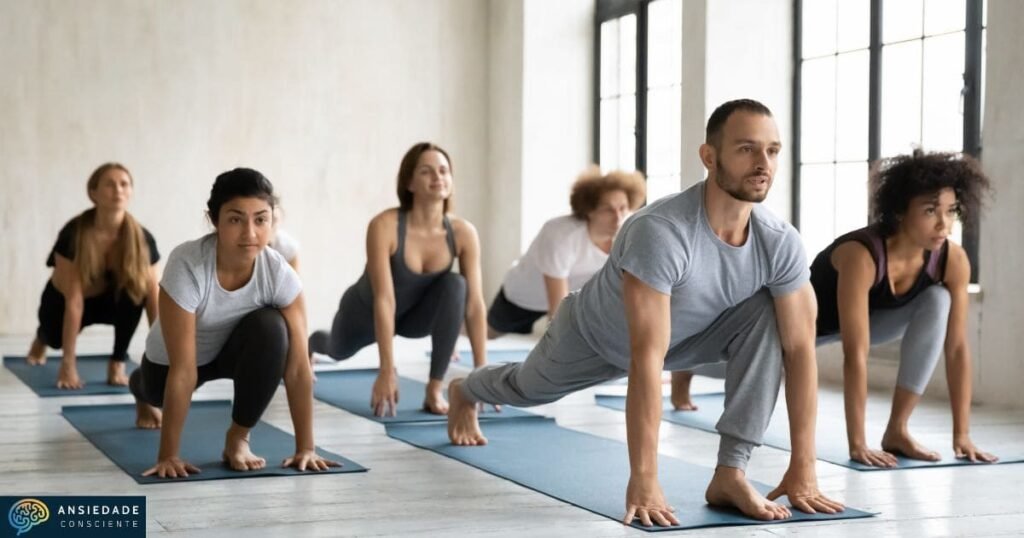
[352, 211, 457, 315]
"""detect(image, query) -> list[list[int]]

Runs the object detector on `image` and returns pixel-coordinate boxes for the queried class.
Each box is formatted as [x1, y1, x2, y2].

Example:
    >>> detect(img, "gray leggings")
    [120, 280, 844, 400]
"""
[816, 284, 951, 394]
[461, 289, 785, 470]
[320, 272, 466, 381]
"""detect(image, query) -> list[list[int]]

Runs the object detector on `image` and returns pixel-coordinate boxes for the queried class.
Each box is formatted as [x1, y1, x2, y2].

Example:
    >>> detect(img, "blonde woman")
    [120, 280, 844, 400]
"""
[26, 163, 160, 389]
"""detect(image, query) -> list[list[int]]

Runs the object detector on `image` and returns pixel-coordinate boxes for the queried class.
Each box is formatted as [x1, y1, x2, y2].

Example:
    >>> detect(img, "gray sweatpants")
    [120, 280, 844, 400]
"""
[461, 289, 785, 470]
[816, 284, 951, 394]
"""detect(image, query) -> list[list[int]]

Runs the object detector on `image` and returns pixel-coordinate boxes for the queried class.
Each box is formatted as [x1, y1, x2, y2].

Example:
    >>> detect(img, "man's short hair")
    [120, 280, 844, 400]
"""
[705, 99, 773, 149]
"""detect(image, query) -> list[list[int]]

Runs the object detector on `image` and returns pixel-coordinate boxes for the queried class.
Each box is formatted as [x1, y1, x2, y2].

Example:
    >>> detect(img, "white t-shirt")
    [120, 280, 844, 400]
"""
[145, 234, 303, 366]
[270, 228, 300, 263]
[501, 215, 609, 311]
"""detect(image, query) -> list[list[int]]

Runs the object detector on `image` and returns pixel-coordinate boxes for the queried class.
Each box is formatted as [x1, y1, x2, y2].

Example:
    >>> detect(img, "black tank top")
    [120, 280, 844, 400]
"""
[809, 225, 948, 336]
[353, 210, 457, 315]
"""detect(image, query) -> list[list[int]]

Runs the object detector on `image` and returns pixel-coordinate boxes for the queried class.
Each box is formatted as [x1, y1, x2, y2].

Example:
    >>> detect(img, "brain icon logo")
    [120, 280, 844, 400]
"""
[8, 499, 49, 536]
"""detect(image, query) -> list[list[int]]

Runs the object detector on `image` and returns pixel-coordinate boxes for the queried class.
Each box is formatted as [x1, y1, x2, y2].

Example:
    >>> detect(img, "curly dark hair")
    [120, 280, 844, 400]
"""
[569, 167, 646, 220]
[870, 150, 991, 236]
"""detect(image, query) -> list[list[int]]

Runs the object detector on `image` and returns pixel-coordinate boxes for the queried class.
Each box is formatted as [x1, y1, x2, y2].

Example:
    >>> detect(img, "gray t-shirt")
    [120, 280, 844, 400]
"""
[145, 234, 303, 366]
[571, 181, 809, 370]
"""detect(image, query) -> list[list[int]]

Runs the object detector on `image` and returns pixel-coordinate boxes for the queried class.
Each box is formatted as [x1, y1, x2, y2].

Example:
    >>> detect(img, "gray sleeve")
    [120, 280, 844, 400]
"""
[767, 226, 810, 297]
[614, 216, 686, 295]
[270, 252, 303, 307]
[159, 243, 203, 313]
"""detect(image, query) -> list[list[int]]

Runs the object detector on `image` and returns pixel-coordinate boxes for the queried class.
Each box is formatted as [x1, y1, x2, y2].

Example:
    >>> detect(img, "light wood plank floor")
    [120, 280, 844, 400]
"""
[2, 332, 1022, 537]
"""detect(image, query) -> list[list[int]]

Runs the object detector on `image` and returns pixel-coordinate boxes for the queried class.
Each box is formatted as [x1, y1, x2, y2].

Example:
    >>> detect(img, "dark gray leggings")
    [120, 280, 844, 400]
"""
[322, 272, 466, 380]
[129, 308, 288, 428]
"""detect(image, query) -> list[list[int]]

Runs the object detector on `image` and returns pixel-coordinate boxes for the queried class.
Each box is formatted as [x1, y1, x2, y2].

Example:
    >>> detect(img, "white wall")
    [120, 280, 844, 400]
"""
[0, 0, 490, 339]
[976, 0, 1024, 408]
[703, 0, 793, 220]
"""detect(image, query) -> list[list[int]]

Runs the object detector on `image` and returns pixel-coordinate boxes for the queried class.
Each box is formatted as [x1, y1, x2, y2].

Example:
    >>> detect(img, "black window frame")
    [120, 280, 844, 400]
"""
[594, 0, 649, 175]
[793, 0, 986, 282]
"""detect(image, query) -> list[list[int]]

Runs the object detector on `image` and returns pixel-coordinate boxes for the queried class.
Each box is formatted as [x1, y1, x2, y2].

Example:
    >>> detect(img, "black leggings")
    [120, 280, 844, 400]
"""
[36, 281, 145, 361]
[129, 308, 288, 428]
[326, 272, 466, 380]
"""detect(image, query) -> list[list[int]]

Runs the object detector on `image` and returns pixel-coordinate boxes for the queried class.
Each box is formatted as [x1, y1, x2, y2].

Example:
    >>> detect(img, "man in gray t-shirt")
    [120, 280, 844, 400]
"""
[448, 99, 845, 527]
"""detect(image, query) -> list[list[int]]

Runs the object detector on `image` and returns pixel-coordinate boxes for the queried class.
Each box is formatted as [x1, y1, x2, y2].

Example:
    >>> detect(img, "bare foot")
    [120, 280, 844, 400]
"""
[107, 360, 129, 386]
[135, 401, 162, 429]
[705, 467, 791, 521]
[423, 385, 450, 415]
[222, 426, 266, 471]
[881, 429, 940, 462]
[26, 338, 48, 365]
[447, 379, 487, 446]
[670, 371, 698, 411]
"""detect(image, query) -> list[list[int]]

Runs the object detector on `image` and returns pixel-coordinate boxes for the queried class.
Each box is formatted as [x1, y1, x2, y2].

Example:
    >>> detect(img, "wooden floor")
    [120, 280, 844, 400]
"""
[2, 331, 1023, 537]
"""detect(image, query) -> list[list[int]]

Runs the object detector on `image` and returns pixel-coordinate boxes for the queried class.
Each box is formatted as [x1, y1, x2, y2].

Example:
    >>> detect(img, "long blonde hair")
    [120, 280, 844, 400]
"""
[73, 163, 151, 303]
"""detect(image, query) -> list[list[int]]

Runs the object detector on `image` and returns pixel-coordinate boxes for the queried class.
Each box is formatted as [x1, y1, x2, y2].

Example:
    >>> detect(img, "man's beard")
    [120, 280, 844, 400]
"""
[714, 159, 769, 203]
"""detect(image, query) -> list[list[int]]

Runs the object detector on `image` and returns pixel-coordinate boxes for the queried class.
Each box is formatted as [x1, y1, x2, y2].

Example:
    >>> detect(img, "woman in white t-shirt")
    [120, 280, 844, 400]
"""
[130, 168, 338, 478]
[487, 168, 645, 337]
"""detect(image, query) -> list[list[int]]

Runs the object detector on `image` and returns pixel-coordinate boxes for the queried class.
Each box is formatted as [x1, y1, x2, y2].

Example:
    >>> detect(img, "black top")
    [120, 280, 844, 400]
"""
[46, 216, 160, 268]
[810, 224, 948, 336]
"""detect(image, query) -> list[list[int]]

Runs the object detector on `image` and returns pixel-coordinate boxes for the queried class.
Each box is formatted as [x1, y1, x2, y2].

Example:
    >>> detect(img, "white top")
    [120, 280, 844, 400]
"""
[269, 228, 300, 263]
[145, 234, 303, 366]
[501, 215, 609, 311]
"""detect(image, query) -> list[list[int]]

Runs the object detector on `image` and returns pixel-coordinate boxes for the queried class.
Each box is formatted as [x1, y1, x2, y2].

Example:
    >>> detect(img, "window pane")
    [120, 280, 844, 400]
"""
[600, 98, 621, 169]
[834, 162, 870, 234]
[646, 86, 681, 177]
[883, 0, 924, 43]
[648, 0, 682, 88]
[619, 15, 637, 95]
[600, 20, 620, 98]
[618, 94, 636, 168]
[835, 50, 870, 162]
[980, 29, 987, 133]
[800, 163, 837, 258]
[924, 0, 966, 36]
[802, 0, 837, 58]
[646, 175, 680, 203]
[922, 32, 965, 152]
[837, 0, 870, 52]
[881, 40, 923, 157]
[801, 56, 837, 163]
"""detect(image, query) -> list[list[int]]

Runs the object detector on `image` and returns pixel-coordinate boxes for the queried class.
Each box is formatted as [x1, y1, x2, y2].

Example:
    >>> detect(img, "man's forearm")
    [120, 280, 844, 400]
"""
[784, 344, 818, 465]
[626, 352, 665, 477]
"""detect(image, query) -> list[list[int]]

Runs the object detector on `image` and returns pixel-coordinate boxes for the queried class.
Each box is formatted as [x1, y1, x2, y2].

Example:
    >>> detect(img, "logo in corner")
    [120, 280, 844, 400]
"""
[8, 499, 49, 536]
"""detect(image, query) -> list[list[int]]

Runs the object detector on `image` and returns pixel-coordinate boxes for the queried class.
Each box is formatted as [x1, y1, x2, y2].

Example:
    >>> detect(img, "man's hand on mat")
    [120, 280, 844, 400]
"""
[623, 475, 679, 527]
[371, 370, 399, 417]
[56, 363, 85, 390]
[849, 445, 898, 467]
[622, 473, 679, 524]
[954, 434, 999, 463]
[142, 457, 201, 479]
[282, 450, 342, 471]
[766, 464, 844, 515]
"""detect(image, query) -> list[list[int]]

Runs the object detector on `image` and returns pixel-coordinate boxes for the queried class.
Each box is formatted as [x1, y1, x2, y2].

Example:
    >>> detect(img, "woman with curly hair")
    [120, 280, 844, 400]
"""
[487, 167, 645, 338]
[809, 150, 997, 467]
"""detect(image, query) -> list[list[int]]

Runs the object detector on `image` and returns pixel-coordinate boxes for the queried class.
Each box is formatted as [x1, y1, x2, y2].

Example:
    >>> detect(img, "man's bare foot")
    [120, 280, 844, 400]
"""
[222, 425, 266, 471]
[670, 371, 698, 411]
[881, 428, 940, 461]
[135, 401, 162, 429]
[26, 338, 47, 365]
[705, 467, 791, 521]
[107, 360, 129, 386]
[423, 385, 450, 415]
[447, 379, 487, 446]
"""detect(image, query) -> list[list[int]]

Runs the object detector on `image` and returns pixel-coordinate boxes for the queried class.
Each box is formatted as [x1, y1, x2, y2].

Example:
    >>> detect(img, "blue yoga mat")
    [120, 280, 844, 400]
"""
[595, 393, 1023, 471]
[4, 354, 137, 397]
[313, 368, 538, 424]
[386, 417, 874, 531]
[428, 349, 532, 364]
[63, 400, 366, 484]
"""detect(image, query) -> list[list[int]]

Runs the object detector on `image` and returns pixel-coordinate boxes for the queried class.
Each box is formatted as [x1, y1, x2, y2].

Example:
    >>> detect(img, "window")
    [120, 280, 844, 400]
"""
[596, 0, 683, 203]
[795, 0, 986, 280]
